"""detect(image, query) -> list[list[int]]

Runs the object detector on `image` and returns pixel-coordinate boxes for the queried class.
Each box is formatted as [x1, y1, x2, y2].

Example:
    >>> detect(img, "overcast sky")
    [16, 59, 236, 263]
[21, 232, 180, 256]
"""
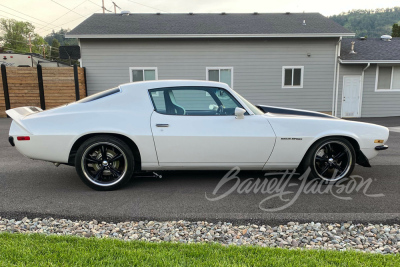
[1, 0, 400, 36]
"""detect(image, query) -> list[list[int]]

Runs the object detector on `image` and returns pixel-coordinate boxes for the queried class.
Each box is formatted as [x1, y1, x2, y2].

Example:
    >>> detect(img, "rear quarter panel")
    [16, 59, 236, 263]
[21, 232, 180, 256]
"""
[10, 86, 158, 165]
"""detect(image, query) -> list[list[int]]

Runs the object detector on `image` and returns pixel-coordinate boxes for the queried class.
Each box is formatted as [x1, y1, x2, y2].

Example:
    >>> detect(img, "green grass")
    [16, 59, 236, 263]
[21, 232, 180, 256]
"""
[0, 233, 399, 266]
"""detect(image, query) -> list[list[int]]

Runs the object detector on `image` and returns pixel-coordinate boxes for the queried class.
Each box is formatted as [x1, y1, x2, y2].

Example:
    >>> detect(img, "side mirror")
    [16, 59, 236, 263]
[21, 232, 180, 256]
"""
[235, 107, 246, 119]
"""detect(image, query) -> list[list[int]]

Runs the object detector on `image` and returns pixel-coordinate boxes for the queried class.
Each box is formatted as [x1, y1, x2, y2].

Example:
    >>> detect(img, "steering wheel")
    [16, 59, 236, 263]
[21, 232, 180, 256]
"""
[216, 105, 225, 115]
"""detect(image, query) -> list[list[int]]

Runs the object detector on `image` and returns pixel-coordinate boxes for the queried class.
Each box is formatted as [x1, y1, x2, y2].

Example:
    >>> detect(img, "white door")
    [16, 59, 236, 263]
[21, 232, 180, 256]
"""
[342, 76, 362, 118]
[149, 87, 276, 169]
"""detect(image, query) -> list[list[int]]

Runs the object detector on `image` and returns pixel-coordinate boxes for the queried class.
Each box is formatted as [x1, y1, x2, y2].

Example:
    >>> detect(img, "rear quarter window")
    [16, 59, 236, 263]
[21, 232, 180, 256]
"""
[77, 88, 120, 103]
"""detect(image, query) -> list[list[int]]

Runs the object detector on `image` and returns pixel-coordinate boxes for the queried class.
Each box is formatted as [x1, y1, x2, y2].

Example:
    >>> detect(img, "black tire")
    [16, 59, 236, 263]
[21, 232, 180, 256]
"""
[300, 137, 356, 182]
[75, 135, 134, 191]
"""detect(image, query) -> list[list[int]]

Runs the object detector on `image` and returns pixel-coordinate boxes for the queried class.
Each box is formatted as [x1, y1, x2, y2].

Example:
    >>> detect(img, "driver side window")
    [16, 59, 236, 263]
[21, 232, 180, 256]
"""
[149, 87, 245, 116]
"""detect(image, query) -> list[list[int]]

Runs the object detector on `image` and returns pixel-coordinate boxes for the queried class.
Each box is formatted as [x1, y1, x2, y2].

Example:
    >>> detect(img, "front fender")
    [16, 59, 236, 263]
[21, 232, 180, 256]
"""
[265, 115, 388, 166]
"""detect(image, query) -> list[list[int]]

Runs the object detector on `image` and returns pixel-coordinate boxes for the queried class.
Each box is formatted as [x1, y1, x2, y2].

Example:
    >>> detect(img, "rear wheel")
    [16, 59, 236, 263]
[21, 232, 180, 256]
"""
[75, 135, 134, 190]
[300, 137, 356, 182]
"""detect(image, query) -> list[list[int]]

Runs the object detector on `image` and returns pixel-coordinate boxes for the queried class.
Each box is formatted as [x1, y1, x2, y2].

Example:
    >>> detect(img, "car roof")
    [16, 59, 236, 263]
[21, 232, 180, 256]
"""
[119, 80, 231, 91]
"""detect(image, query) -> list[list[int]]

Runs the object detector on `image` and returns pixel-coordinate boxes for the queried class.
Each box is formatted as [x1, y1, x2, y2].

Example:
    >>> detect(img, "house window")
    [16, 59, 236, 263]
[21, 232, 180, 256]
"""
[376, 66, 400, 91]
[282, 66, 304, 88]
[129, 67, 158, 82]
[206, 67, 233, 88]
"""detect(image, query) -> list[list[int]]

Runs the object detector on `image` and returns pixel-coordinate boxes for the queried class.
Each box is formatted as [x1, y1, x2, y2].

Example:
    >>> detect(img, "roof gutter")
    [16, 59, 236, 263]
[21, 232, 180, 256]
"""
[66, 33, 355, 39]
[334, 37, 342, 117]
[339, 59, 400, 64]
[332, 37, 340, 115]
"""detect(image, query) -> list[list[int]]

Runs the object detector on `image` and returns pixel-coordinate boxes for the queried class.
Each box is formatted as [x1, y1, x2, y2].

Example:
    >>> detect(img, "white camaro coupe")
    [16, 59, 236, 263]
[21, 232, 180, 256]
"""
[7, 80, 389, 190]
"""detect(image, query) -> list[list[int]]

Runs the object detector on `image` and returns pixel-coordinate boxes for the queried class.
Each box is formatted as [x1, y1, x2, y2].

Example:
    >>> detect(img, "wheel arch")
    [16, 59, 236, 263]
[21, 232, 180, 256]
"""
[68, 133, 142, 171]
[297, 135, 364, 170]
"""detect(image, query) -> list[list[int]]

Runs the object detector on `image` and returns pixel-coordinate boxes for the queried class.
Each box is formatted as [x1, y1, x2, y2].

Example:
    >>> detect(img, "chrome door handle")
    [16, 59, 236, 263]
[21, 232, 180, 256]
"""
[156, 124, 169, 127]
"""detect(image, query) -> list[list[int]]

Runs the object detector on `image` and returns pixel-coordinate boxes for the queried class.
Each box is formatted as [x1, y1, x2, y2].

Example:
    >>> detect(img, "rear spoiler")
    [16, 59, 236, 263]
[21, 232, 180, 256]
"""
[5, 106, 43, 134]
[256, 105, 336, 119]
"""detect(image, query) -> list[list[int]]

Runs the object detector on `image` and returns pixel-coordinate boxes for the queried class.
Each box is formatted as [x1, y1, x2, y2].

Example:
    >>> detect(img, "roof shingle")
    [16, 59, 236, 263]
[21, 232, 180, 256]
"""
[340, 38, 400, 61]
[67, 13, 353, 37]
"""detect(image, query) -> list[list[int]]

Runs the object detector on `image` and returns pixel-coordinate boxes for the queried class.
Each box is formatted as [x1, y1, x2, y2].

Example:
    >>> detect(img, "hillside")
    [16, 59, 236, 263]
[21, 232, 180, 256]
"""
[330, 7, 400, 37]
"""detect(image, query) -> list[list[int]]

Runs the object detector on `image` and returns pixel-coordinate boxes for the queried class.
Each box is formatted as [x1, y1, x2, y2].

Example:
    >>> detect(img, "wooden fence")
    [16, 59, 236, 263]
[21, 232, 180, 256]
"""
[0, 65, 87, 118]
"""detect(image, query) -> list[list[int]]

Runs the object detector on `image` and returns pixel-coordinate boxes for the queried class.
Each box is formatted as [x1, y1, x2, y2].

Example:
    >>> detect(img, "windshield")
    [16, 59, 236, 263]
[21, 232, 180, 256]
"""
[233, 91, 264, 115]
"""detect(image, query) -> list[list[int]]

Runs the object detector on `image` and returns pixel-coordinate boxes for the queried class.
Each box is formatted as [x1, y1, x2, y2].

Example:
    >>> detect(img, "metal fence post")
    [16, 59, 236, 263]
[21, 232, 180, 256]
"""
[36, 64, 46, 110]
[83, 67, 88, 97]
[73, 64, 80, 101]
[1, 64, 10, 116]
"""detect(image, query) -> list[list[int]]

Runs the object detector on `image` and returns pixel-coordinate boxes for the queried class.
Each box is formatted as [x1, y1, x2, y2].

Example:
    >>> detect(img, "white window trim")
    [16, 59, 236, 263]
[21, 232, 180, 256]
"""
[375, 66, 400, 92]
[129, 67, 158, 82]
[282, 66, 304, 88]
[206, 67, 234, 88]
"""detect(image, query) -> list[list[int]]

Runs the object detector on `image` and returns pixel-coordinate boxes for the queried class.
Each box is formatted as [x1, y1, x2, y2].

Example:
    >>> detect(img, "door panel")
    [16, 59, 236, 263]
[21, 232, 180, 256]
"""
[150, 112, 276, 169]
[342, 76, 361, 118]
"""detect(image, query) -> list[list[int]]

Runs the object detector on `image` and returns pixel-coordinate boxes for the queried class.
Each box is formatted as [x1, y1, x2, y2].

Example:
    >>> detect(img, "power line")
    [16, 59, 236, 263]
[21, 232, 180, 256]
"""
[0, 10, 96, 38]
[112, 1, 122, 13]
[0, 12, 72, 36]
[1, 0, 168, 38]
[124, 0, 168, 12]
[2, 46, 30, 54]
[1, 37, 53, 50]
[88, 0, 103, 8]
[0, 3, 60, 28]
[2, 38, 28, 44]
[3, 36, 64, 50]
[37, 0, 89, 31]
[0, 10, 54, 31]
[36, 8, 103, 36]
[0, 1, 100, 36]
[55, 8, 102, 27]
[50, 0, 88, 17]
[2, 36, 75, 54]
[0, 0, 168, 39]
[112, 1, 121, 10]
[88, 0, 112, 13]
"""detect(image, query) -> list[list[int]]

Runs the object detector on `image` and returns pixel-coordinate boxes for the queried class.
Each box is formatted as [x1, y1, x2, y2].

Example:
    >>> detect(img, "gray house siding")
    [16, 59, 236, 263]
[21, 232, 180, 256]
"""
[80, 38, 337, 112]
[338, 64, 400, 117]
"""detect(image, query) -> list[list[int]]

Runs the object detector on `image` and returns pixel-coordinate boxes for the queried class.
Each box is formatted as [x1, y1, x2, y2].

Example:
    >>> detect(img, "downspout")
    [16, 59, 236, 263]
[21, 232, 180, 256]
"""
[332, 39, 339, 115]
[78, 38, 83, 67]
[334, 37, 342, 117]
[359, 63, 370, 117]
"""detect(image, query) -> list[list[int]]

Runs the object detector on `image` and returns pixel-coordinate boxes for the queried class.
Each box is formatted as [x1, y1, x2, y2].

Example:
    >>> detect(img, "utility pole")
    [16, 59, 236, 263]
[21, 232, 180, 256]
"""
[42, 45, 46, 59]
[28, 35, 32, 53]
[102, 0, 105, 13]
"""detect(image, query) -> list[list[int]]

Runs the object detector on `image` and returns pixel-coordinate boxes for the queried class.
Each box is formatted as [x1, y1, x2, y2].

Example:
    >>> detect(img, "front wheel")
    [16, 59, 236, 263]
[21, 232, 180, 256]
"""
[300, 137, 356, 182]
[75, 135, 134, 191]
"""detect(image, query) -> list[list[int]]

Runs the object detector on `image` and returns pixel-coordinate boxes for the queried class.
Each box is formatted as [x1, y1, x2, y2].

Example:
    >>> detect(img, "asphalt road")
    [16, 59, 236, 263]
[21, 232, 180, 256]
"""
[0, 117, 399, 225]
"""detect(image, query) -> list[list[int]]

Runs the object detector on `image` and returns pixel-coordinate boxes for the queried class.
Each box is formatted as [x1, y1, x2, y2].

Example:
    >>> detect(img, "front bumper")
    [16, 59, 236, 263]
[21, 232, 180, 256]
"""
[375, 145, 389, 151]
[8, 136, 14, 147]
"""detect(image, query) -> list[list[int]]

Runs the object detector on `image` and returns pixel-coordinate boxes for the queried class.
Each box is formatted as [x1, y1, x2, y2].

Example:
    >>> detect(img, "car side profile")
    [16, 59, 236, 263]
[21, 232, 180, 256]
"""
[7, 80, 389, 190]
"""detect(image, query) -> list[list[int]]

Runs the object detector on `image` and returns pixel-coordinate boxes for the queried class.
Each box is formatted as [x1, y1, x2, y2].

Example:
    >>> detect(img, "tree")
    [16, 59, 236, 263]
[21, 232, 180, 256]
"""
[392, 24, 400, 37]
[44, 28, 78, 46]
[50, 38, 60, 59]
[0, 19, 35, 53]
[330, 7, 400, 37]
[30, 34, 47, 55]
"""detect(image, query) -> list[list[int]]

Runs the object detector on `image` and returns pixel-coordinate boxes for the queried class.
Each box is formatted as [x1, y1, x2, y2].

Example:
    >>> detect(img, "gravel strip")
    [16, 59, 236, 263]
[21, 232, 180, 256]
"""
[1, 217, 399, 254]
